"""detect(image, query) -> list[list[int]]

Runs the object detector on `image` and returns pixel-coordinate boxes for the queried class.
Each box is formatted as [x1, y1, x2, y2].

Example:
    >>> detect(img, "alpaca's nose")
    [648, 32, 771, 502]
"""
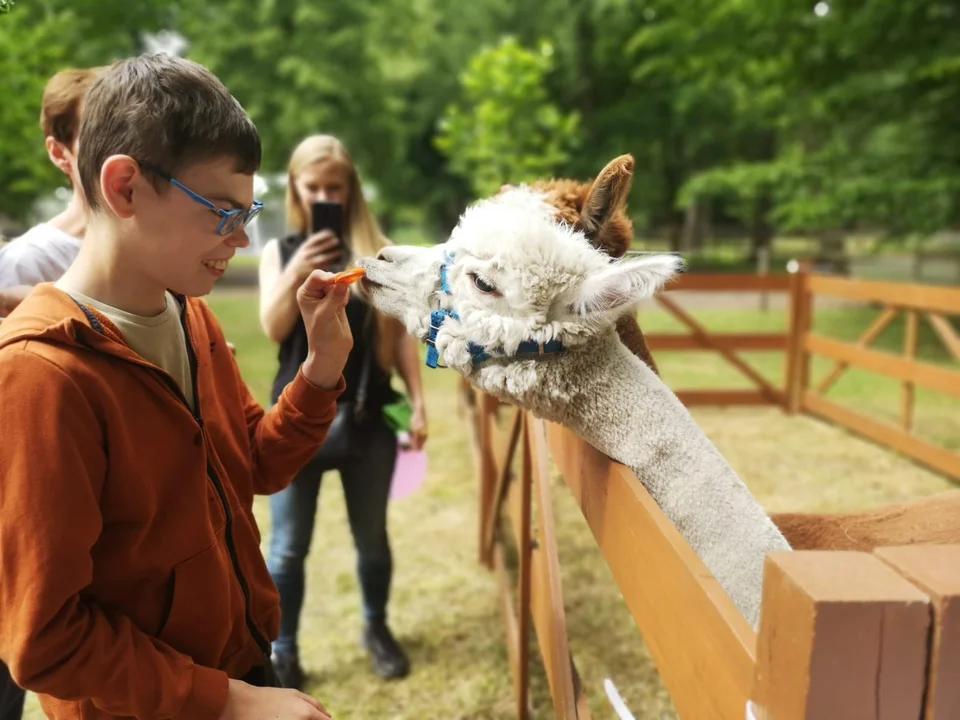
[376, 246, 402, 263]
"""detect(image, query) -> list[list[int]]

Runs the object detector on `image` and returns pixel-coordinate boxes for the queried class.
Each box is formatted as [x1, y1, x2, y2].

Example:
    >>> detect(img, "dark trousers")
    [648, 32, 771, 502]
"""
[266, 416, 398, 658]
[0, 660, 24, 720]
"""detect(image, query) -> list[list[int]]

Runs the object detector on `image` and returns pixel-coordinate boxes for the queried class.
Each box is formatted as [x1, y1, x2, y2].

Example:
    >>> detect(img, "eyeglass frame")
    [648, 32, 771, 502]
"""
[136, 160, 263, 236]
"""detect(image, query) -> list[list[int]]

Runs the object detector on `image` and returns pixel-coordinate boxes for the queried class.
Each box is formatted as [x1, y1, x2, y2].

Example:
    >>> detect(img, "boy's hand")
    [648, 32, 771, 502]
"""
[220, 680, 331, 720]
[297, 269, 353, 390]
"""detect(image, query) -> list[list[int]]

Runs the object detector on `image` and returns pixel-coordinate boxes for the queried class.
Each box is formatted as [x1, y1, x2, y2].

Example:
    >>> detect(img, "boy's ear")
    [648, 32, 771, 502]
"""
[99, 156, 142, 219]
[45, 137, 73, 177]
[573, 254, 683, 319]
[580, 154, 634, 239]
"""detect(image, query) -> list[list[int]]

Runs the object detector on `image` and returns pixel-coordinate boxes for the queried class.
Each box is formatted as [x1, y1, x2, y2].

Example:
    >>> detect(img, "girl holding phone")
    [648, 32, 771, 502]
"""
[258, 134, 428, 689]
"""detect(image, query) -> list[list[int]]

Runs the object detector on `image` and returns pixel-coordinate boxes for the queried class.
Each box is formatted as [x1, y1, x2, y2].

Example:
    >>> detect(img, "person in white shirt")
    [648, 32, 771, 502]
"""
[0, 65, 100, 717]
[0, 66, 101, 317]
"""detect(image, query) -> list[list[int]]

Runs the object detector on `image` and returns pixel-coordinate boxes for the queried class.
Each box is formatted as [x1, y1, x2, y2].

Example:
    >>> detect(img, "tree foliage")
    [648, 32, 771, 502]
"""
[434, 37, 580, 199]
[1, 0, 958, 250]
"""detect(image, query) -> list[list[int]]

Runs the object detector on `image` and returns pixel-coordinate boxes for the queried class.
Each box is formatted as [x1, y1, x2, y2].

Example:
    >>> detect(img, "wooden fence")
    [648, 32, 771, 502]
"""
[645, 266, 960, 481]
[460, 268, 960, 719]
[797, 274, 960, 479]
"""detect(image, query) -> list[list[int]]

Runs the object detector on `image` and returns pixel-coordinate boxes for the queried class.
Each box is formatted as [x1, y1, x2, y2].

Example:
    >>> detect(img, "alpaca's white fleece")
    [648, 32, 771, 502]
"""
[466, 329, 791, 629]
[359, 186, 791, 628]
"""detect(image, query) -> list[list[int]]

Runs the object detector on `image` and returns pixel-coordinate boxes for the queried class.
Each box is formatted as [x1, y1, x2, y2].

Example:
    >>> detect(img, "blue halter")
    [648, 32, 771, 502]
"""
[424, 250, 565, 369]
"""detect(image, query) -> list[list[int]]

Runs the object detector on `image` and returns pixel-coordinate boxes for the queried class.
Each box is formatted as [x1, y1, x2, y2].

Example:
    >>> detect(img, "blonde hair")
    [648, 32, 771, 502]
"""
[285, 134, 403, 373]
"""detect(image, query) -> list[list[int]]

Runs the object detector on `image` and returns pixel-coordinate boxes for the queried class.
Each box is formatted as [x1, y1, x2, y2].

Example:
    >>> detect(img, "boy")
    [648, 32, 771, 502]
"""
[0, 67, 101, 294]
[0, 54, 351, 720]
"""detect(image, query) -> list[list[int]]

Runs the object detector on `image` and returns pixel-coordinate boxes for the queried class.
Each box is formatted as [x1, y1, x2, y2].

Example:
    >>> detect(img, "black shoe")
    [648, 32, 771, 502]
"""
[362, 621, 411, 679]
[271, 652, 305, 690]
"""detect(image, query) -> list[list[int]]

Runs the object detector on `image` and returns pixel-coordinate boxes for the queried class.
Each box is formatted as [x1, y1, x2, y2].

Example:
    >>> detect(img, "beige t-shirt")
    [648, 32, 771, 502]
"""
[60, 288, 195, 412]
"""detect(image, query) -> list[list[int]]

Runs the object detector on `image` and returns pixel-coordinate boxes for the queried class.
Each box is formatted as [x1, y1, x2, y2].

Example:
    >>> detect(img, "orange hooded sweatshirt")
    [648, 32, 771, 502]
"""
[0, 285, 345, 719]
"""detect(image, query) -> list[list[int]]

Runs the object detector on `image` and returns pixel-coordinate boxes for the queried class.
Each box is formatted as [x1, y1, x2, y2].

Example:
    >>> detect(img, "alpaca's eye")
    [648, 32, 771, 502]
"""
[470, 273, 497, 295]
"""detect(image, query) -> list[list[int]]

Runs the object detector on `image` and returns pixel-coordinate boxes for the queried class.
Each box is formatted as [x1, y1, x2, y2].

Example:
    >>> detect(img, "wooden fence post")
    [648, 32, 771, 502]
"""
[750, 550, 930, 720]
[785, 260, 813, 414]
[477, 393, 499, 568]
[875, 545, 960, 720]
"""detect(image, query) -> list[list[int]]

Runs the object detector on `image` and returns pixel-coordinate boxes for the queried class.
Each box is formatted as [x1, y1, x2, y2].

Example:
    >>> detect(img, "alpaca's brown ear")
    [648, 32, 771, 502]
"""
[580, 154, 634, 238]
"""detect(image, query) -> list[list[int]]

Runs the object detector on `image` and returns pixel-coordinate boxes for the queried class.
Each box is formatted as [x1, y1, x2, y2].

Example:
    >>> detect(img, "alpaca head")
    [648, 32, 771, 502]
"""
[359, 156, 683, 380]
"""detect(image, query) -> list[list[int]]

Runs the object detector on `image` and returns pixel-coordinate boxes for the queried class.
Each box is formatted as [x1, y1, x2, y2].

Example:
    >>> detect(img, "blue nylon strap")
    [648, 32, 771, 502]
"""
[425, 249, 565, 368]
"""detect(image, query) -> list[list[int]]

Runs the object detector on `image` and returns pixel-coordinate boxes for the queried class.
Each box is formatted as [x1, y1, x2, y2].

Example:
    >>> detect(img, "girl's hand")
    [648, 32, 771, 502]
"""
[406, 405, 428, 450]
[286, 231, 343, 284]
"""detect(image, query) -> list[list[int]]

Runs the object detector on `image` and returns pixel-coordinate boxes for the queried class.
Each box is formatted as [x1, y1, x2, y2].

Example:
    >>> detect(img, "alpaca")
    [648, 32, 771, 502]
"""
[533, 157, 960, 554]
[358, 177, 791, 628]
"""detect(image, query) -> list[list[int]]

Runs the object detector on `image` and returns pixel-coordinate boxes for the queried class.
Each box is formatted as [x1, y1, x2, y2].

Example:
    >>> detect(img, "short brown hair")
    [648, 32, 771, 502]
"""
[40, 67, 102, 146]
[78, 53, 261, 212]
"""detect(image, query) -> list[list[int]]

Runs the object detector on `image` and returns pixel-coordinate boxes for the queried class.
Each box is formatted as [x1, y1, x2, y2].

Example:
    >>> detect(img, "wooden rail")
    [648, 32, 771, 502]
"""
[461, 381, 960, 719]
[799, 274, 960, 480]
[645, 267, 960, 481]
[645, 271, 797, 408]
[459, 267, 960, 718]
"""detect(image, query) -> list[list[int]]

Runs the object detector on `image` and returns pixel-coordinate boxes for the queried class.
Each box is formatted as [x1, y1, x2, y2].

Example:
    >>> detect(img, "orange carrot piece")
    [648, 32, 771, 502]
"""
[332, 267, 366, 285]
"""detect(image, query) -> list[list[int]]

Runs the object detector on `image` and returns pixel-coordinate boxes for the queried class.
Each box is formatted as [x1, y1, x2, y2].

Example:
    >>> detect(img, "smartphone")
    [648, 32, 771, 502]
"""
[311, 200, 345, 248]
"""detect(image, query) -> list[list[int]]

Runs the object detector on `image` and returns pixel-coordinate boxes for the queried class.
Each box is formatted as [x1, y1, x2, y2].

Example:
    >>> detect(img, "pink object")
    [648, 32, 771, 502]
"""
[390, 444, 428, 500]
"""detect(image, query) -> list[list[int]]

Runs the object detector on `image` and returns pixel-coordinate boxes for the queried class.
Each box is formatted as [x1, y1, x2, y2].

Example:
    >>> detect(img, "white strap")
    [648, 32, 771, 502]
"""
[603, 678, 636, 720]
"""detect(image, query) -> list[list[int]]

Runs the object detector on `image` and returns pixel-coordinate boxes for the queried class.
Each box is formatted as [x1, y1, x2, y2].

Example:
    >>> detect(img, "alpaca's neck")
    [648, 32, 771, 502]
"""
[534, 331, 790, 628]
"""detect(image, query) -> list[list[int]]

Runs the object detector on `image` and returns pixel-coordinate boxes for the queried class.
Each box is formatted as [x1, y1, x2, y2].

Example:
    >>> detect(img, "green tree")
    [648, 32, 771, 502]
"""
[434, 36, 580, 199]
[0, 0, 174, 223]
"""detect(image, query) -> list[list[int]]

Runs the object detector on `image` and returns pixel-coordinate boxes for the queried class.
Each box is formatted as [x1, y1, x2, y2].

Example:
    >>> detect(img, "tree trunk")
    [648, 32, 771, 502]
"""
[680, 199, 710, 252]
[748, 191, 775, 263]
[814, 229, 850, 274]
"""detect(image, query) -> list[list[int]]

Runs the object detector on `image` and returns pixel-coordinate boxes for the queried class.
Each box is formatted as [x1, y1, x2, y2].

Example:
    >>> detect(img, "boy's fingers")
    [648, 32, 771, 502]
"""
[298, 693, 329, 713]
[300, 269, 336, 297]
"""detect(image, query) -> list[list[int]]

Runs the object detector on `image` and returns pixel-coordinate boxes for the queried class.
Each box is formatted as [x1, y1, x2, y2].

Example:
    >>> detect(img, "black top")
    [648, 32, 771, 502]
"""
[269, 233, 397, 408]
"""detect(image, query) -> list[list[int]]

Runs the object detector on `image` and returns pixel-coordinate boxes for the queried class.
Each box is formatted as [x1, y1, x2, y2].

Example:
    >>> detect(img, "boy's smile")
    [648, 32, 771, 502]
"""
[202, 257, 232, 277]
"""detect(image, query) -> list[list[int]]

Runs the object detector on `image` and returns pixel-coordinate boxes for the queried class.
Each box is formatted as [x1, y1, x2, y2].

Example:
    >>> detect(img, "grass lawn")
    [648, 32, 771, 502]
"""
[22, 289, 957, 720]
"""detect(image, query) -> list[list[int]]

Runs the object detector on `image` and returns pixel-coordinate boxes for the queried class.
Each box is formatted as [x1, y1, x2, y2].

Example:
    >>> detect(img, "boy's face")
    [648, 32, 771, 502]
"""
[124, 156, 254, 298]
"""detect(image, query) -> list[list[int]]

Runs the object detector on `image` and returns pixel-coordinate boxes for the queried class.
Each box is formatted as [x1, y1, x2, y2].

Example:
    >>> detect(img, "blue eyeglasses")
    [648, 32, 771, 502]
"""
[137, 161, 263, 236]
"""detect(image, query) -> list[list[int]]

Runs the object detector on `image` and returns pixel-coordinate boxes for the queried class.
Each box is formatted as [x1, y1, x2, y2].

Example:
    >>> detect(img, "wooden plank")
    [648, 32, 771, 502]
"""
[516, 414, 533, 720]
[903, 310, 918, 432]
[805, 333, 960, 400]
[545, 420, 756, 720]
[656, 293, 783, 404]
[803, 392, 960, 480]
[644, 333, 788, 351]
[784, 267, 806, 413]
[482, 408, 523, 565]
[476, 393, 498, 568]
[927, 313, 960, 362]
[527, 418, 584, 720]
[674, 389, 782, 407]
[875, 545, 960, 720]
[816, 306, 897, 394]
[809, 274, 960, 315]
[503, 480, 567, 718]
[751, 551, 930, 720]
[661, 272, 791, 292]
[493, 544, 528, 719]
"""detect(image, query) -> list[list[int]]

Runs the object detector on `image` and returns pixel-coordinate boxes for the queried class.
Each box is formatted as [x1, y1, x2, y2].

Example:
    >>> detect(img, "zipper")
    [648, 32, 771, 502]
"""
[74, 296, 273, 658]
[175, 301, 273, 658]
